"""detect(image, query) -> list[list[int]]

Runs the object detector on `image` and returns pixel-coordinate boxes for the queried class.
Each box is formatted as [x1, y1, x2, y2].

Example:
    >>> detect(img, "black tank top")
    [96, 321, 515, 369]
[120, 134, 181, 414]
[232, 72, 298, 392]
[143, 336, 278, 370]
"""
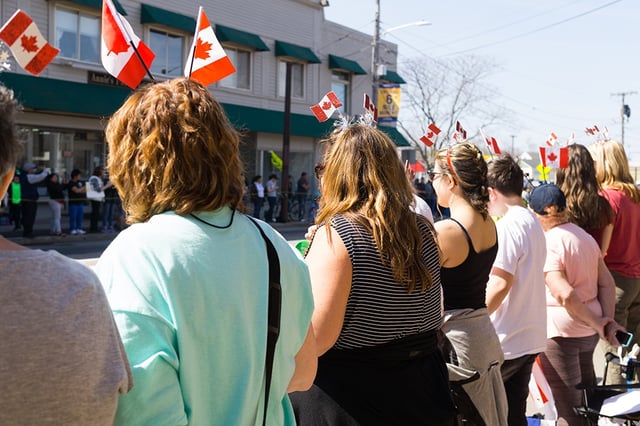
[440, 218, 498, 310]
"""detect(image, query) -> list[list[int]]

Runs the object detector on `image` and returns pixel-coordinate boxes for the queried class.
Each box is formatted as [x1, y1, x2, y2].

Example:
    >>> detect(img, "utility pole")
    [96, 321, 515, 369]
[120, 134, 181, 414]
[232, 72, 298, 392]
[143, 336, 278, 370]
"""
[510, 135, 515, 154]
[371, 0, 381, 107]
[611, 91, 637, 147]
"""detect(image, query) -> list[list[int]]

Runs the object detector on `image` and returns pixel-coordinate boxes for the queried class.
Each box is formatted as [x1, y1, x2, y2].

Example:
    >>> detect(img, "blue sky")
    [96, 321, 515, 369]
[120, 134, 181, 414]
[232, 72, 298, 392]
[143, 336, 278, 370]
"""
[325, 0, 639, 160]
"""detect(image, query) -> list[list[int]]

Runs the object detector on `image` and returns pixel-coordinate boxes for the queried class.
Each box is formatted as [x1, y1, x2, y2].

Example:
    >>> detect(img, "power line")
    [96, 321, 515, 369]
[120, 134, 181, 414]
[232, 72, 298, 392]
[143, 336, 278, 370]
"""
[440, 0, 623, 57]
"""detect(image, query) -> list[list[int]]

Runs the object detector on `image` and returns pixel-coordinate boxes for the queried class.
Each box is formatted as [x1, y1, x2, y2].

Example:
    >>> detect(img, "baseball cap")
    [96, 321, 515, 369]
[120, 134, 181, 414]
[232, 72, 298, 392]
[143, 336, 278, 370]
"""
[529, 184, 566, 215]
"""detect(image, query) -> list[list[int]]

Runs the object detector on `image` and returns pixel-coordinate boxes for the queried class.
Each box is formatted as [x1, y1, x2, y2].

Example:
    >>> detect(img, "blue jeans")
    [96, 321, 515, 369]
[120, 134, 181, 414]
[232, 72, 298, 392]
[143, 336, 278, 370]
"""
[253, 197, 264, 219]
[102, 201, 115, 229]
[69, 203, 84, 231]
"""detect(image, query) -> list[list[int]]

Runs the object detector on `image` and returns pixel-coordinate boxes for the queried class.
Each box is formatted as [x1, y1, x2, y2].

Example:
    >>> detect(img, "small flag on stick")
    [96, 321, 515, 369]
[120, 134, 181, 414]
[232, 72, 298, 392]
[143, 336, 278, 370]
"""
[363, 93, 378, 122]
[545, 132, 558, 147]
[539, 145, 568, 169]
[101, 0, 155, 89]
[310, 91, 342, 122]
[453, 120, 467, 141]
[184, 7, 235, 86]
[0, 9, 59, 75]
[419, 123, 441, 147]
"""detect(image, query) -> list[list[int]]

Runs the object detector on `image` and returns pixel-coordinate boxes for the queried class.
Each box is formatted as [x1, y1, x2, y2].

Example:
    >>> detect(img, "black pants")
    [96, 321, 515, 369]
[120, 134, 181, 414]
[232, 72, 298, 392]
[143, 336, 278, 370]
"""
[501, 354, 538, 426]
[9, 203, 21, 228]
[90, 201, 101, 232]
[21, 200, 37, 237]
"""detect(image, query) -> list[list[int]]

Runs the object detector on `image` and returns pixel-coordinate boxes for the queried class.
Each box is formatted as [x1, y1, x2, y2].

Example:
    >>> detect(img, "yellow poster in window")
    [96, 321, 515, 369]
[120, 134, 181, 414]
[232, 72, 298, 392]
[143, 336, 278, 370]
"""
[377, 84, 401, 123]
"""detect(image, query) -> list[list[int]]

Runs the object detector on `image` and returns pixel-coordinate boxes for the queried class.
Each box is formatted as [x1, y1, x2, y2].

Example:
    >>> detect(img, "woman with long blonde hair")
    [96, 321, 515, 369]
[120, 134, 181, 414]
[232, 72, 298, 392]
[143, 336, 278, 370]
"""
[588, 140, 640, 382]
[295, 123, 455, 425]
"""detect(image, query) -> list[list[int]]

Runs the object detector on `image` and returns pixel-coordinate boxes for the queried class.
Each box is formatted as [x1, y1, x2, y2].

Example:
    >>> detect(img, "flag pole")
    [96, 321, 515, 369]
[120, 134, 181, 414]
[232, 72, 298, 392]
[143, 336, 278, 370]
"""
[479, 127, 494, 161]
[187, 6, 202, 80]
[187, 44, 196, 79]
[128, 41, 154, 82]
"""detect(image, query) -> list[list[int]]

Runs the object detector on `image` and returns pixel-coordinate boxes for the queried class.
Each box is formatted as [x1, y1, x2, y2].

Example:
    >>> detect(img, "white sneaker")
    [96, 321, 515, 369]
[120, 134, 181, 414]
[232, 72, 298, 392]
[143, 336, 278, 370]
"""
[70, 230, 78, 235]
[76, 229, 86, 235]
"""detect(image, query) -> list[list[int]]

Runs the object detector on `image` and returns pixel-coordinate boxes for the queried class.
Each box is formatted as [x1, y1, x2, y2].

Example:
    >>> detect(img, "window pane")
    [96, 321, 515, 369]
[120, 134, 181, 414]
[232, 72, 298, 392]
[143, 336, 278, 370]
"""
[235, 50, 250, 89]
[167, 34, 183, 76]
[278, 62, 304, 98]
[79, 14, 99, 62]
[331, 81, 347, 112]
[149, 30, 167, 75]
[220, 49, 238, 88]
[56, 8, 78, 59]
[291, 63, 304, 98]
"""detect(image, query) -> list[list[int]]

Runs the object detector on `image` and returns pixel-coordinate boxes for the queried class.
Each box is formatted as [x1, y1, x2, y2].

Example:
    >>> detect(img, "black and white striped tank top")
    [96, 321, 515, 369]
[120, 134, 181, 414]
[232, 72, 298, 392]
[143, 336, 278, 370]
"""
[330, 214, 443, 350]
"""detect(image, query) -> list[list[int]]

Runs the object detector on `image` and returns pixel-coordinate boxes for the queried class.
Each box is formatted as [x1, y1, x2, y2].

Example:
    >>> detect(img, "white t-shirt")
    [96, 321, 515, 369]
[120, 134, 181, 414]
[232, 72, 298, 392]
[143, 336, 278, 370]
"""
[411, 194, 434, 224]
[490, 205, 548, 359]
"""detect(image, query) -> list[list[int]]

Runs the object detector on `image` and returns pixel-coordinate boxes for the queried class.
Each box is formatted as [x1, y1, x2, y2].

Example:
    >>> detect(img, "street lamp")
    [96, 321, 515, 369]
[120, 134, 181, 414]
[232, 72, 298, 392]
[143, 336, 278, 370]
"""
[371, 0, 430, 107]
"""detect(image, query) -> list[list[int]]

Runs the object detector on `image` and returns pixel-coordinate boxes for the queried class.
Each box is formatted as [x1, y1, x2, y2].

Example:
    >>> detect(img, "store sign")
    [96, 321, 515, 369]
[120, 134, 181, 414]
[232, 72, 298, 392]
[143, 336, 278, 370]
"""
[87, 71, 128, 88]
[377, 84, 401, 124]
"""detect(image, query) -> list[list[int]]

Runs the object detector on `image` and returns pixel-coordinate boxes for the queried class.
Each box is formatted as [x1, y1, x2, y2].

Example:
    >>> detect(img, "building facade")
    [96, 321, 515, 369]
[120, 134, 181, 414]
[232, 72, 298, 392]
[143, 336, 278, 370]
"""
[0, 0, 409, 186]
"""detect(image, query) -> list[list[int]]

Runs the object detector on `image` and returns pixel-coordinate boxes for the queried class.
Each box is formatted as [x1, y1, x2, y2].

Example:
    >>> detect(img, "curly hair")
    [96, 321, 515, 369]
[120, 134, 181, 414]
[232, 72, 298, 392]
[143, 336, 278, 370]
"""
[588, 140, 640, 204]
[434, 142, 490, 219]
[556, 144, 614, 231]
[316, 124, 435, 292]
[0, 84, 21, 177]
[105, 78, 244, 223]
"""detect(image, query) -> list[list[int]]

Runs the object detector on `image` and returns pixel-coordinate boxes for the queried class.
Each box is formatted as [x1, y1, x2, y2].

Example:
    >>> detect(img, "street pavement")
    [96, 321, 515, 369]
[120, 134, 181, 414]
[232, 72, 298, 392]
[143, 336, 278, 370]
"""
[1, 202, 309, 250]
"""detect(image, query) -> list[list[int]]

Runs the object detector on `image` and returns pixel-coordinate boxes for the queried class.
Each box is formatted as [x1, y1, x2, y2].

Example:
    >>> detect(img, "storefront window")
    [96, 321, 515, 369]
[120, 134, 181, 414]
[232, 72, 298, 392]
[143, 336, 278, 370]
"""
[18, 127, 104, 180]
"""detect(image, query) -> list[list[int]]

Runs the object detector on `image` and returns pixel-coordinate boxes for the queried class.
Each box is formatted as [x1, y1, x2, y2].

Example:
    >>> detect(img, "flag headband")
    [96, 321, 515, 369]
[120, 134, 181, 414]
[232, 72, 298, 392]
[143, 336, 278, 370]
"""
[332, 113, 376, 135]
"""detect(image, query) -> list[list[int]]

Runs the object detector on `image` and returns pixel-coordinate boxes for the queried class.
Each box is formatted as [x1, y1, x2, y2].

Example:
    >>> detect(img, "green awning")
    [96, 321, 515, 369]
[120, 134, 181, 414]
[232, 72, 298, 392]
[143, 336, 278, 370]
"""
[215, 25, 269, 52]
[381, 70, 406, 84]
[378, 126, 410, 147]
[274, 41, 321, 64]
[0, 72, 409, 146]
[140, 4, 196, 33]
[62, 0, 127, 15]
[328, 54, 366, 75]
[0, 72, 131, 117]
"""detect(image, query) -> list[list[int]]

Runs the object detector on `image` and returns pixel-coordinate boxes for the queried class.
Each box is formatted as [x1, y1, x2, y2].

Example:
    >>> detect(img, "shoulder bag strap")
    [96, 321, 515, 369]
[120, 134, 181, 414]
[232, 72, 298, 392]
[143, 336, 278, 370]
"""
[246, 215, 282, 426]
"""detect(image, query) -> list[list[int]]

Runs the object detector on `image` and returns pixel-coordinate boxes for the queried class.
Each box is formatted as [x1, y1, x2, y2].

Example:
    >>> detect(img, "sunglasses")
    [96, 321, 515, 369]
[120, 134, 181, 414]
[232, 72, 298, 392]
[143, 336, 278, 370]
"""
[427, 170, 447, 181]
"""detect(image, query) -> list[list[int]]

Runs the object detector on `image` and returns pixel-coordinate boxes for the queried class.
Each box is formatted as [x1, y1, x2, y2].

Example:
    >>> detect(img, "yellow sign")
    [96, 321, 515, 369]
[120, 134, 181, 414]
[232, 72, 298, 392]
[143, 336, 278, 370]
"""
[377, 84, 401, 123]
[536, 163, 551, 180]
[270, 150, 283, 171]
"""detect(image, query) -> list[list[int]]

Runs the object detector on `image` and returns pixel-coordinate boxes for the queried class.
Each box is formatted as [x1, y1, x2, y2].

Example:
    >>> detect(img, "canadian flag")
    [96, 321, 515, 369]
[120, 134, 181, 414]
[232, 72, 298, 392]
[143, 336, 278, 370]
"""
[486, 136, 501, 155]
[310, 91, 342, 122]
[184, 7, 235, 86]
[419, 123, 441, 147]
[453, 120, 467, 141]
[101, 0, 154, 89]
[363, 93, 378, 122]
[545, 132, 558, 147]
[0, 10, 59, 75]
[539, 145, 569, 169]
[528, 356, 558, 421]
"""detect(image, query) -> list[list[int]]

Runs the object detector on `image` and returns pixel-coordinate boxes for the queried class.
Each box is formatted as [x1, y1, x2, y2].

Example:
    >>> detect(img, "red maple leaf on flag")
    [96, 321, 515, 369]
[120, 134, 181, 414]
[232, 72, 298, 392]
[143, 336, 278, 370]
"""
[547, 152, 558, 162]
[322, 101, 332, 110]
[195, 38, 212, 60]
[20, 35, 39, 52]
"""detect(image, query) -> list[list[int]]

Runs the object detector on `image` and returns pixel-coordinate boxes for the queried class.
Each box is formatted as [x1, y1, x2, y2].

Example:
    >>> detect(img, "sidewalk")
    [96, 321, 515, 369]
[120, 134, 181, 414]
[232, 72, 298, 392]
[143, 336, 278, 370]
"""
[1, 202, 309, 246]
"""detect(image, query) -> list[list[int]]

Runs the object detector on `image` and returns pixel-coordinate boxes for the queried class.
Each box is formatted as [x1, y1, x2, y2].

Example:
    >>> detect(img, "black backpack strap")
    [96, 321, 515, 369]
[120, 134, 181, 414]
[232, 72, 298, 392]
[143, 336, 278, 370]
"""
[246, 215, 282, 426]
